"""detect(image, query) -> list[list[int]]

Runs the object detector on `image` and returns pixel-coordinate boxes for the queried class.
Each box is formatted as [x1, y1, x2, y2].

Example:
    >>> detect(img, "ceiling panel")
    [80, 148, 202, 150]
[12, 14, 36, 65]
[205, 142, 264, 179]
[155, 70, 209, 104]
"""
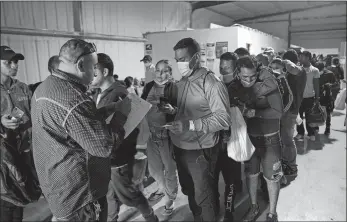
[208, 2, 254, 20]
[232, 1, 280, 15]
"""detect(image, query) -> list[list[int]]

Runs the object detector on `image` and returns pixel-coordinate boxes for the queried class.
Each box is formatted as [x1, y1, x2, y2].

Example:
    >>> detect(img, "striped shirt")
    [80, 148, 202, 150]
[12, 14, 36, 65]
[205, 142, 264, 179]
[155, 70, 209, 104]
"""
[31, 69, 113, 218]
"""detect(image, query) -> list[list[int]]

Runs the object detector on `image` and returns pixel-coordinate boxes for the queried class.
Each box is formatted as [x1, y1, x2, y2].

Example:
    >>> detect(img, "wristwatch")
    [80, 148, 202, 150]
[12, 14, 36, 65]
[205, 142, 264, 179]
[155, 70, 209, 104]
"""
[189, 120, 195, 131]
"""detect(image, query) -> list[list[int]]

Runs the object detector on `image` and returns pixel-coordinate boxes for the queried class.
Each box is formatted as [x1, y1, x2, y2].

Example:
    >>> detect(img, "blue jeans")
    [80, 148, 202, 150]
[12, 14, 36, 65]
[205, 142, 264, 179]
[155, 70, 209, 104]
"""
[246, 133, 283, 182]
[280, 112, 298, 167]
[0, 199, 23, 222]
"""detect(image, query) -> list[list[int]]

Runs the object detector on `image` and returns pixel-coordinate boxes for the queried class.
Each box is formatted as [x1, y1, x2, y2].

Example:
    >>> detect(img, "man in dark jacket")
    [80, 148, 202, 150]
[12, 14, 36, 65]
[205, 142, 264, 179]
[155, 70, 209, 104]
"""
[89, 53, 158, 222]
[271, 49, 307, 178]
[0, 46, 38, 222]
[317, 62, 338, 135]
[328, 57, 344, 100]
[229, 56, 283, 222]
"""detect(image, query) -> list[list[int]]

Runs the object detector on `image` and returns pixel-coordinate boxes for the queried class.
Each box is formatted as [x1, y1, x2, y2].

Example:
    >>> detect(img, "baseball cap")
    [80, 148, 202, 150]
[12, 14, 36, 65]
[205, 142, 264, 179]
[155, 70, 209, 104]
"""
[140, 55, 152, 62]
[59, 39, 97, 64]
[263, 47, 275, 54]
[0, 46, 25, 61]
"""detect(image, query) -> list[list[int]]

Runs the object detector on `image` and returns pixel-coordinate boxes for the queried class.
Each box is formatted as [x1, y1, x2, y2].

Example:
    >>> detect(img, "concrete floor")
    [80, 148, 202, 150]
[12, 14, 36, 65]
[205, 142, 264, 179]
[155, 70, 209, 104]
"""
[23, 109, 346, 221]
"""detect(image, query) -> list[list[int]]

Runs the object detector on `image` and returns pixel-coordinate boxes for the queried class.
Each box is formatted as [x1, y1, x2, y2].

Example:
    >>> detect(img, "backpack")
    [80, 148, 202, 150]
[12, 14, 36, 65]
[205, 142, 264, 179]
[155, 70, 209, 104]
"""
[271, 69, 294, 113]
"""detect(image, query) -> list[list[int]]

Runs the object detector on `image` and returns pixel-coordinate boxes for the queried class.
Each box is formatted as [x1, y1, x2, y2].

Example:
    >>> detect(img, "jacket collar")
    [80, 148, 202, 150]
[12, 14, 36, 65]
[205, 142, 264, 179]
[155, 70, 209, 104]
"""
[52, 69, 87, 92]
[0, 77, 18, 91]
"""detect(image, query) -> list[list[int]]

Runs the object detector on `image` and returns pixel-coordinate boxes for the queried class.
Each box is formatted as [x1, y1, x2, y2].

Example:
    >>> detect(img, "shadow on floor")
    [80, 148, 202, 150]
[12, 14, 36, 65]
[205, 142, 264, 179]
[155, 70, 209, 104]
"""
[332, 111, 345, 117]
[296, 133, 338, 155]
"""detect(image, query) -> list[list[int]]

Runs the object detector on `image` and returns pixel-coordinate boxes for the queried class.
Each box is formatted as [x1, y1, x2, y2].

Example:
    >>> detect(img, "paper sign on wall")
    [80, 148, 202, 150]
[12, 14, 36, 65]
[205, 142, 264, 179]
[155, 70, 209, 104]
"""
[206, 43, 215, 59]
[215, 42, 228, 59]
[207, 59, 214, 71]
[145, 44, 152, 55]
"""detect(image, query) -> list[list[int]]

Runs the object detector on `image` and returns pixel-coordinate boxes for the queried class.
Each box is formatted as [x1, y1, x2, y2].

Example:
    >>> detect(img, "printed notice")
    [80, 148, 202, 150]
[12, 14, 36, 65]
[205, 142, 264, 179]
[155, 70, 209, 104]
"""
[206, 43, 215, 59]
[215, 42, 228, 59]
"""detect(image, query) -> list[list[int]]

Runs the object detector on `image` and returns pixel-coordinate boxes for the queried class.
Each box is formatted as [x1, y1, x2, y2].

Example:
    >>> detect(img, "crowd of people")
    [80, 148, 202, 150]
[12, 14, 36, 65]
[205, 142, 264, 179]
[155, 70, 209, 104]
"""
[0, 37, 345, 222]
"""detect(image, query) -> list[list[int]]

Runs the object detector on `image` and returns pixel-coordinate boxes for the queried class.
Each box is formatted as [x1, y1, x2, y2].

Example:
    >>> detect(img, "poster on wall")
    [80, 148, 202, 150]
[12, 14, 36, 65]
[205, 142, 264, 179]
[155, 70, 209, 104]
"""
[200, 43, 206, 54]
[207, 59, 214, 71]
[145, 44, 152, 55]
[206, 43, 215, 59]
[200, 52, 207, 68]
[215, 42, 228, 59]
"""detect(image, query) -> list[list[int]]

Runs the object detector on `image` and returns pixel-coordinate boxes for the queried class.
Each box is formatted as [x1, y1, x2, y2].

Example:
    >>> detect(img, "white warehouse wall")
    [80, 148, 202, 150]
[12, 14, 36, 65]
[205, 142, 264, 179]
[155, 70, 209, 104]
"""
[0, 1, 192, 84]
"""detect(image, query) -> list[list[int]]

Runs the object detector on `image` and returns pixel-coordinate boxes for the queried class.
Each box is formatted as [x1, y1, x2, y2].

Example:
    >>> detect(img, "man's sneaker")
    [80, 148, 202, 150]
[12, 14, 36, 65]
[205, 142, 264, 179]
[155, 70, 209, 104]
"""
[309, 135, 316, 141]
[282, 163, 298, 177]
[162, 202, 175, 216]
[242, 204, 260, 222]
[266, 213, 278, 222]
[324, 128, 330, 135]
[295, 134, 304, 141]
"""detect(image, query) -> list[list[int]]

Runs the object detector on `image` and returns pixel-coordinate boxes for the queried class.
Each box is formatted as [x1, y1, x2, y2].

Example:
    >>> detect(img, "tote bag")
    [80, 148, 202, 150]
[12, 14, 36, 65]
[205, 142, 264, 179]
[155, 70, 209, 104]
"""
[227, 107, 255, 162]
[335, 88, 346, 110]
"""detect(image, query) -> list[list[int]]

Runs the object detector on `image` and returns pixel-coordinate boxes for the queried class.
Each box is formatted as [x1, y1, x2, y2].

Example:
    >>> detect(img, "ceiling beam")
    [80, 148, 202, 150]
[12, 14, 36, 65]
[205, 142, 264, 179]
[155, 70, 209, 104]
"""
[291, 28, 346, 34]
[241, 15, 346, 24]
[205, 8, 235, 20]
[233, 2, 346, 23]
[191, 1, 236, 12]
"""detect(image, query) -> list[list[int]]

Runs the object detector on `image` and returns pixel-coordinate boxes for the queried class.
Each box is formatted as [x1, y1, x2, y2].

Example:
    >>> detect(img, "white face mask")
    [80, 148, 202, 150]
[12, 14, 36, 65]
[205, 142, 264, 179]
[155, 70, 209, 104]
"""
[177, 53, 198, 77]
[240, 79, 256, 88]
[273, 69, 282, 74]
[154, 79, 168, 85]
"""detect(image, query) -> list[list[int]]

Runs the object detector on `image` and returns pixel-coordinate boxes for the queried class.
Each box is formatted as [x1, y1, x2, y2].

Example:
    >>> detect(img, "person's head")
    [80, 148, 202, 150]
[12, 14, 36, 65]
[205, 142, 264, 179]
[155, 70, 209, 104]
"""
[173, 38, 201, 77]
[133, 78, 140, 86]
[282, 49, 299, 64]
[58, 39, 98, 86]
[124, 76, 134, 88]
[219, 52, 238, 76]
[140, 55, 153, 68]
[256, 53, 270, 67]
[332, 57, 340, 66]
[90, 53, 114, 88]
[154, 60, 172, 84]
[263, 47, 275, 63]
[48, 55, 60, 74]
[236, 55, 260, 88]
[299, 51, 312, 66]
[270, 58, 284, 73]
[316, 62, 325, 73]
[234, 47, 250, 57]
[113, 74, 119, 81]
[0, 46, 24, 78]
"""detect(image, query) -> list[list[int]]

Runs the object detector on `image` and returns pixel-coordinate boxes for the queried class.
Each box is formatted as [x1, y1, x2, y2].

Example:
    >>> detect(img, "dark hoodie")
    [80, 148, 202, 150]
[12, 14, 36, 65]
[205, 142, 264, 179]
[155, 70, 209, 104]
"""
[92, 81, 138, 167]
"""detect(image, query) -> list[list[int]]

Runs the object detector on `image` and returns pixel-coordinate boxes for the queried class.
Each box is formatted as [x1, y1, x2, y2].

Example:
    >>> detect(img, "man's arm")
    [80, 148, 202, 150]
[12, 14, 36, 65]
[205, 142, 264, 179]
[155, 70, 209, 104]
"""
[253, 92, 283, 119]
[64, 100, 113, 158]
[313, 69, 320, 99]
[282, 59, 302, 75]
[193, 77, 232, 133]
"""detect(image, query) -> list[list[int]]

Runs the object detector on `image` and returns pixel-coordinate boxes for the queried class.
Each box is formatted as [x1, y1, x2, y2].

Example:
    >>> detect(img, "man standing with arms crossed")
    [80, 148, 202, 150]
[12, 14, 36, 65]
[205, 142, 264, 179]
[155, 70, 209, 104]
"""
[164, 38, 231, 221]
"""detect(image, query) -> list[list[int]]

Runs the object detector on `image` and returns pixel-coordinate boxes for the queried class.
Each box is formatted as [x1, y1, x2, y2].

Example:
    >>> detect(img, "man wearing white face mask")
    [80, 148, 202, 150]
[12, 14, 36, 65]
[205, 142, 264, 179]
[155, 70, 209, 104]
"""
[162, 38, 231, 221]
[140, 60, 178, 216]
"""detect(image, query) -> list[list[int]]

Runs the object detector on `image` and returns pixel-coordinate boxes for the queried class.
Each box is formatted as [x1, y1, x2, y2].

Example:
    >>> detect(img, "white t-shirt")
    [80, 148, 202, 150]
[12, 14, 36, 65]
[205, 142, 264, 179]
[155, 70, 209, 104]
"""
[303, 65, 320, 98]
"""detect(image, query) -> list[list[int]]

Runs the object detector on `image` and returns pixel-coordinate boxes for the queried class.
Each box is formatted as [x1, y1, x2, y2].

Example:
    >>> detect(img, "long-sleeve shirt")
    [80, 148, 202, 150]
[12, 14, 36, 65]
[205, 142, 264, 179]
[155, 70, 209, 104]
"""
[170, 67, 231, 150]
[31, 69, 113, 218]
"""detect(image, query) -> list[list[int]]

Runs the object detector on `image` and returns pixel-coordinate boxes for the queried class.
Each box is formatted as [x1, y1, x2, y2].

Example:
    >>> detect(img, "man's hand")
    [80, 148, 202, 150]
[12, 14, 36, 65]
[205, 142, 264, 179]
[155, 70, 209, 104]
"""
[166, 120, 189, 134]
[1, 115, 20, 130]
[158, 103, 176, 115]
[243, 109, 255, 118]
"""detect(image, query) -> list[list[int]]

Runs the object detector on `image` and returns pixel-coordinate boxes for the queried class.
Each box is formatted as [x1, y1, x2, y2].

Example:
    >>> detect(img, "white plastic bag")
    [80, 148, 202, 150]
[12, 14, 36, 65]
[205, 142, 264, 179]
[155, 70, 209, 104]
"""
[335, 88, 346, 110]
[227, 107, 255, 162]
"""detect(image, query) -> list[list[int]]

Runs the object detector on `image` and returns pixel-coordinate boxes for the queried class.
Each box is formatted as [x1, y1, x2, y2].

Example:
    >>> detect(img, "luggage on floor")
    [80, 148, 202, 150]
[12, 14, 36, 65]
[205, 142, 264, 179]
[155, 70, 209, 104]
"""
[227, 106, 255, 162]
[307, 102, 327, 127]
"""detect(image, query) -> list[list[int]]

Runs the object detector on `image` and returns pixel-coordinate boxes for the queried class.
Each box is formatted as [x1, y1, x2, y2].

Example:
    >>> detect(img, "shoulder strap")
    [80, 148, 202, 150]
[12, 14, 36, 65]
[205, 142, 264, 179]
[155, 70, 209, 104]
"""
[141, 81, 155, 100]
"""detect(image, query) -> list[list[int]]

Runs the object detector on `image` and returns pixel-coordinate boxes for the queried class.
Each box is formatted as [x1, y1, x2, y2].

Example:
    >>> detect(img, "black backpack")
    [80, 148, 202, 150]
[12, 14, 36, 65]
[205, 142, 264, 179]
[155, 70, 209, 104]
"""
[271, 69, 294, 113]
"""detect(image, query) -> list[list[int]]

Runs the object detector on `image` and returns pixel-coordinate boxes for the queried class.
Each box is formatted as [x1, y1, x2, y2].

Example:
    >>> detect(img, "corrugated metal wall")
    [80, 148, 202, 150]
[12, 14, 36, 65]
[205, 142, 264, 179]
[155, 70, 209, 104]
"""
[1, 1, 191, 84]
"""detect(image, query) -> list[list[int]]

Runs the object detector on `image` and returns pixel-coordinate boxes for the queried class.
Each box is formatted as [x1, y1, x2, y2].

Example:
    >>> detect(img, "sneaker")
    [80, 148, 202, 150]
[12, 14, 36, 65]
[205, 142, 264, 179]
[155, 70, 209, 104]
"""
[324, 128, 330, 135]
[282, 163, 298, 177]
[162, 202, 175, 216]
[295, 134, 304, 141]
[242, 204, 260, 222]
[309, 135, 316, 141]
[266, 213, 278, 222]
[148, 191, 165, 201]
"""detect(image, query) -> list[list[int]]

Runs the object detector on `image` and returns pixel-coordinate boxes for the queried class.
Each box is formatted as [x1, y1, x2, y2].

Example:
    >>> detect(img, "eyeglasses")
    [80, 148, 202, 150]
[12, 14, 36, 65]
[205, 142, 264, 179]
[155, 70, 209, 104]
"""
[74, 42, 97, 64]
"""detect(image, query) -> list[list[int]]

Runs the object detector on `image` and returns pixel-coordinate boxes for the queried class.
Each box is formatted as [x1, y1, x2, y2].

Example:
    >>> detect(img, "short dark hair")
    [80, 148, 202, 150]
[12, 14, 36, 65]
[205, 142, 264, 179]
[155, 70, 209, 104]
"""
[220, 52, 238, 62]
[97, 53, 114, 77]
[48, 55, 60, 74]
[124, 76, 134, 88]
[256, 53, 269, 67]
[282, 49, 299, 64]
[234, 48, 250, 57]
[316, 62, 325, 72]
[332, 57, 339, 65]
[173, 38, 200, 57]
[236, 55, 259, 70]
[114, 74, 118, 79]
[301, 51, 312, 61]
[156, 60, 173, 74]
